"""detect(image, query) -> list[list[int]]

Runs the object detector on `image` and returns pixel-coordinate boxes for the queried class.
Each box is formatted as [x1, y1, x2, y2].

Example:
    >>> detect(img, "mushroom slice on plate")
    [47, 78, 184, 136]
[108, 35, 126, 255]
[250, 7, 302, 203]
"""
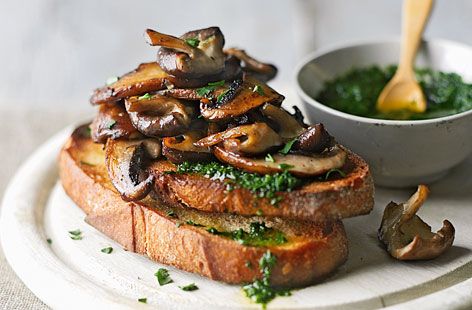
[225, 48, 277, 82]
[162, 130, 213, 164]
[90, 62, 169, 105]
[146, 27, 226, 78]
[105, 138, 161, 201]
[90, 102, 141, 143]
[378, 185, 455, 260]
[200, 76, 284, 121]
[213, 144, 347, 177]
[195, 123, 282, 155]
[125, 94, 194, 138]
[260, 103, 305, 139]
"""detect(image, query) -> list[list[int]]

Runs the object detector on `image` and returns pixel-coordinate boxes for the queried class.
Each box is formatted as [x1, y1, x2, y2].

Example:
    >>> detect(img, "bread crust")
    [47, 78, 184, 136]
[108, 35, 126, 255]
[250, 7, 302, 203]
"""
[151, 149, 374, 222]
[58, 126, 349, 287]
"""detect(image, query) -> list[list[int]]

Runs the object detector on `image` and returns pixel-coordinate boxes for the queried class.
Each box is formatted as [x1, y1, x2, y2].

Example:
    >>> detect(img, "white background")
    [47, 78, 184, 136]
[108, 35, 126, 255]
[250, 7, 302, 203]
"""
[1, 0, 472, 111]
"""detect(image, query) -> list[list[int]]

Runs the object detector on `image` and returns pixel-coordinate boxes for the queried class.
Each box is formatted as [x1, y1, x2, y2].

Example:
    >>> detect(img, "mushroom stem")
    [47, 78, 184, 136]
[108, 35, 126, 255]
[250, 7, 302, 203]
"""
[403, 184, 429, 219]
[145, 29, 195, 56]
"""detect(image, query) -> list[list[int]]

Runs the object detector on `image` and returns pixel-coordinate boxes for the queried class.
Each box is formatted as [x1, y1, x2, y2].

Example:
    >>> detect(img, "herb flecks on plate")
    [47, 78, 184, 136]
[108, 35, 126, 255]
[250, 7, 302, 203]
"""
[176, 161, 302, 204]
[179, 283, 199, 291]
[155, 268, 173, 286]
[242, 251, 291, 308]
[101, 247, 113, 254]
[68, 229, 83, 240]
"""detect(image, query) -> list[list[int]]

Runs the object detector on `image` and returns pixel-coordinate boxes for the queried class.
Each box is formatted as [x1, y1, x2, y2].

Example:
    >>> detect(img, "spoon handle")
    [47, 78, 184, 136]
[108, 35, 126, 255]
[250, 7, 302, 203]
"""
[399, 0, 434, 75]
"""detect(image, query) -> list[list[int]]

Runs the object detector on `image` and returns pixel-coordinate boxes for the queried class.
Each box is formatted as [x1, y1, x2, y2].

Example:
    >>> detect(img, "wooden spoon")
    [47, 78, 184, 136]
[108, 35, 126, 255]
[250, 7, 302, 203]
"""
[377, 0, 434, 114]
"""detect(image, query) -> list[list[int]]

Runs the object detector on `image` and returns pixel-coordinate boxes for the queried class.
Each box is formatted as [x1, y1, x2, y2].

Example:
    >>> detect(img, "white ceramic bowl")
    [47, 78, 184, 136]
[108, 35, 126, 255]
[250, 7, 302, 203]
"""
[295, 39, 472, 188]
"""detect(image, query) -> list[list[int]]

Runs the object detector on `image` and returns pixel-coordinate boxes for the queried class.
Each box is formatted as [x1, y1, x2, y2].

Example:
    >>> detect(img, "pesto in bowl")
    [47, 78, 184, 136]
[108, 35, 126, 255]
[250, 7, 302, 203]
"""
[316, 65, 472, 120]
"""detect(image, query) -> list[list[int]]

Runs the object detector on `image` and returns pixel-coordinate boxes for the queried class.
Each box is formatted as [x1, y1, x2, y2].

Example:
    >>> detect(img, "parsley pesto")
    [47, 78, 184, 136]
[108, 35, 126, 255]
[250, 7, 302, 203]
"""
[206, 222, 287, 247]
[243, 251, 291, 308]
[316, 65, 472, 120]
[175, 161, 302, 204]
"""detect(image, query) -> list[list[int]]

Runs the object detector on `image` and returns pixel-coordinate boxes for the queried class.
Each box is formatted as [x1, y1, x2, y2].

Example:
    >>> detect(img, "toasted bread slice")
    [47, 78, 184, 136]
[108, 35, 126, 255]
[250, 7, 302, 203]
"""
[151, 149, 374, 222]
[59, 126, 349, 287]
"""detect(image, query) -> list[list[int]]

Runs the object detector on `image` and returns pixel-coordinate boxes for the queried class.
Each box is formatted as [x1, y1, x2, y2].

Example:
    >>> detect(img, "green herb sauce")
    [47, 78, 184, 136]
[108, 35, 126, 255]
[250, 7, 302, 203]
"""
[316, 65, 472, 120]
[175, 161, 302, 204]
[242, 251, 291, 309]
[207, 222, 287, 247]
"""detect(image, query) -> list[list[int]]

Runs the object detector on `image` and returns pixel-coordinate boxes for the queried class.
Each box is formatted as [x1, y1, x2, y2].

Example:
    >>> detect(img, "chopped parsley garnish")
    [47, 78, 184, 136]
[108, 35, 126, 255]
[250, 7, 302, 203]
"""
[265, 153, 275, 163]
[245, 261, 253, 269]
[46, 238, 52, 244]
[279, 138, 297, 155]
[242, 251, 291, 308]
[101, 247, 113, 254]
[137, 298, 147, 303]
[196, 80, 225, 97]
[155, 268, 173, 286]
[253, 85, 265, 95]
[216, 89, 230, 103]
[176, 161, 301, 204]
[278, 163, 294, 170]
[208, 80, 225, 87]
[324, 168, 347, 180]
[186, 220, 204, 227]
[204, 222, 287, 247]
[166, 210, 176, 217]
[179, 283, 199, 291]
[106, 76, 119, 85]
[185, 38, 200, 48]
[105, 119, 116, 129]
[138, 93, 152, 100]
[68, 229, 82, 240]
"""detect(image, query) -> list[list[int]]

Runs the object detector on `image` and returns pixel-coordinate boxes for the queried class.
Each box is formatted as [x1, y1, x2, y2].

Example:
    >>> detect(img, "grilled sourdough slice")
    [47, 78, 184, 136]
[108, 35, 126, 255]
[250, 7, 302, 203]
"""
[151, 150, 374, 222]
[59, 126, 349, 287]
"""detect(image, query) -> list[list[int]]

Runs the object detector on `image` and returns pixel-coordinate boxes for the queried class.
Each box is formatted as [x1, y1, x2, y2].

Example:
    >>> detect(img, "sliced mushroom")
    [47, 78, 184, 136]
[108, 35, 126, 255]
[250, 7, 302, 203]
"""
[162, 130, 213, 164]
[292, 124, 334, 154]
[146, 27, 226, 78]
[158, 78, 243, 101]
[125, 95, 193, 138]
[90, 62, 168, 105]
[378, 185, 455, 260]
[260, 104, 305, 139]
[200, 76, 284, 121]
[225, 48, 277, 82]
[105, 138, 161, 201]
[90, 102, 141, 143]
[195, 123, 282, 155]
[90, 59, 242, 105]
[213, 144, 347, 177]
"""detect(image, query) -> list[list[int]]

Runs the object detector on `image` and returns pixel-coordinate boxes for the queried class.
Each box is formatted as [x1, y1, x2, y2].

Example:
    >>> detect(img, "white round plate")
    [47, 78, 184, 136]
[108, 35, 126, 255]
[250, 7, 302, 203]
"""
[1, 125, 472, 310]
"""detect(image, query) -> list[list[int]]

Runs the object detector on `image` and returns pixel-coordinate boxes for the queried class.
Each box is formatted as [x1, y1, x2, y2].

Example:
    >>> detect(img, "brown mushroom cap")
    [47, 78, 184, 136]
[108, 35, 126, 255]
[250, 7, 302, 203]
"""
[292, 124, 334, 154]
[90, 102, 141, 143]
[125, 95, 194, 138]
[378, 185, 455, 260]
[225, 48, 278, 82]
[213, 144, 347, 177]
[105, 138, 161, 201]
[146, 27, 226, 78]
